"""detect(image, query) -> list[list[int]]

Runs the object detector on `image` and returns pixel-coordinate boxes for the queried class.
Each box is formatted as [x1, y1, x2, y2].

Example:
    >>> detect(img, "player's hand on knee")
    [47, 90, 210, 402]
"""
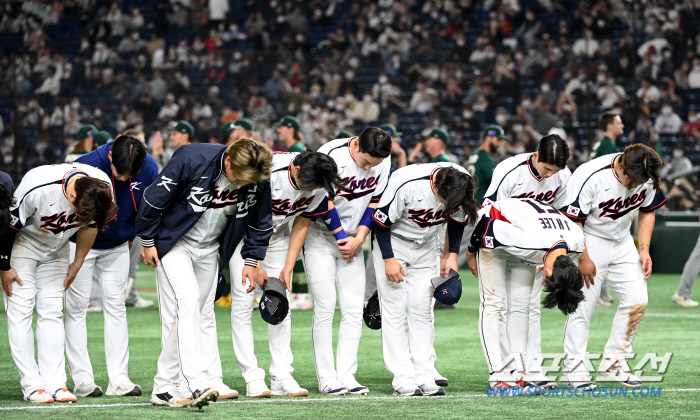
[140, 246, 161, 268]
[279, 265, 293, 292]
[384, 258, 406, 283]
[338, 237, 359, 260]
[243, 265, 258, 293]
[639, 251, 652, 280]
[64, 262, 81, 290]
[579, 256, 597, 288]
[0, 268, 23, 297]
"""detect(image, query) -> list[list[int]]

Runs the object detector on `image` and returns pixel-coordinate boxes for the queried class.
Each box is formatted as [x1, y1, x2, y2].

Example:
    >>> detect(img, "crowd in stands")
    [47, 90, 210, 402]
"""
[2, 0, 700, 205]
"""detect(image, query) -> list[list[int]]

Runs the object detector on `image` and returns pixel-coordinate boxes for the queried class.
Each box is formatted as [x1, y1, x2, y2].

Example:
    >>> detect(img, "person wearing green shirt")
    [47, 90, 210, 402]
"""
[62, 124, 98, 163]
[408, 127, 452, 164]
[378, 123, 407, 169]
[591, 112, 623, 159]
[222, 118, 256, 145]
[275, 115, 306, 152]
[467, 125, 508, 203]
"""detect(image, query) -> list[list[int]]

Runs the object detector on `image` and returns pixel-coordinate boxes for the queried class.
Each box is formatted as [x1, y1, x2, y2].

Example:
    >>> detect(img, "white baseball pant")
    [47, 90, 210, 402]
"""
[229, 231, 294, 383]
[563, 233, 648, 382]
[525, 270, 545, 376]
[65, 242, 131, 390]
[303, 224, 365, 390]
[372, 234, 440, 390]
[4, 244, 68, 398]
[152, 240, 218, 394]
[477, 248, 536, 381]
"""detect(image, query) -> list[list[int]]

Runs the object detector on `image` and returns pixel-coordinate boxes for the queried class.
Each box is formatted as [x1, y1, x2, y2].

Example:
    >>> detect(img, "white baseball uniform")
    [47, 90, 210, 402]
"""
[304, 137, 390, 390]
[2, 164, 112, 399]
[481, 153, 571, 377]
[229, 153, 328, 384]
[153, 172, 241, 395]
[559, 153, 665, 382]
[371, 163, 469, 390]
[473, 198, 584, 382]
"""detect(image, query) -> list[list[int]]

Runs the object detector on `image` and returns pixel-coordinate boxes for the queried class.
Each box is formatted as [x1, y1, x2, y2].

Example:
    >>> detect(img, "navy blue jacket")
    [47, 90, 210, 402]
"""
[134, 143, 272, 272]
[73, 142, 159, 249]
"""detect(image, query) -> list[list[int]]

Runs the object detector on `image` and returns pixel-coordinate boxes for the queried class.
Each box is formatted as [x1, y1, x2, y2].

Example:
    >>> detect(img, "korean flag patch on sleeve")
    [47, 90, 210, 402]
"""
[567, 205, 580, 217]
[484, 236, 494, 248]
[374, 209, 388, 224]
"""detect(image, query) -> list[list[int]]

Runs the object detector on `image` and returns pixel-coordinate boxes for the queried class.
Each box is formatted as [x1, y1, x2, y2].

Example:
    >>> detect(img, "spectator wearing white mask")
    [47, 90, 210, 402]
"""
[654, 103, 683, 134]
[597, 74, 626, 109]
[353, 91, 380, 123]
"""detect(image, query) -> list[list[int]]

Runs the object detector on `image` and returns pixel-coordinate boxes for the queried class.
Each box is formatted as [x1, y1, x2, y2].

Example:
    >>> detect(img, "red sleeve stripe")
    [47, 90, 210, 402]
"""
[565, 214, 587, 220]
[640, 199, 666, 212]
[302, 209, 331, 217]
[8, 225, 19, 231]
[372, 214, 389, 228]
[448, 218, 469, 225]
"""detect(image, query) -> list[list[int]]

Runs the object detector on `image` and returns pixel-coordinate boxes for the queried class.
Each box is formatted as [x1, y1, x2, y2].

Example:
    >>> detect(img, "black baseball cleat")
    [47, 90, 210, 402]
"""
[535, 380, 557, 388]
[191, 387, 219, 409]
[150, 392, 192, 408]
[435, 377, 449, 387]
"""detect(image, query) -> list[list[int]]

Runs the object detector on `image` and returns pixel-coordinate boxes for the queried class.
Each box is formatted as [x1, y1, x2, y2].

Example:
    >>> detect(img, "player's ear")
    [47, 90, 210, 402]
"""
[108, 150, 113, 163]
[544, 267, 553, 279]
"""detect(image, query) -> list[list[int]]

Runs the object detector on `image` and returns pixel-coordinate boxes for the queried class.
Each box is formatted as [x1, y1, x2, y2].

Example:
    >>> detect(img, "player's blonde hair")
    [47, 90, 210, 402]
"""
[225, 138, 273, 185]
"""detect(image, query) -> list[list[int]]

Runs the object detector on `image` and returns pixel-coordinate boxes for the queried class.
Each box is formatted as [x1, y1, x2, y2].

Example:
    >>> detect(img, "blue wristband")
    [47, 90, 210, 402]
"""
[333, 230, 349, 241]
[323, 207, 343, 232]
[359, 207, 374, 229]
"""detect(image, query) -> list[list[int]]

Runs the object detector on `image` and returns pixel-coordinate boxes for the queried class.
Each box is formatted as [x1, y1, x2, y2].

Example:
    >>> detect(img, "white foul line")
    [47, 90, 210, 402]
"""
[0, 388, 698, 411]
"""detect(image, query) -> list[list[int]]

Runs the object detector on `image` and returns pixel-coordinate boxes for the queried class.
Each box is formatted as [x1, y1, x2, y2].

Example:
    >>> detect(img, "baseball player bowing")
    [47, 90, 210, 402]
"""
[304, 127, 392, 395]
[135, 139, 274, 408]
[371, 163, 477, 397]
[229, 151, 346, 398]
[481, 134, 571, 387]
[560, 144, 665, 390]
[0, 164, 117, 404]
[464, 198, 585, 391]
[64, 135, 158, 398]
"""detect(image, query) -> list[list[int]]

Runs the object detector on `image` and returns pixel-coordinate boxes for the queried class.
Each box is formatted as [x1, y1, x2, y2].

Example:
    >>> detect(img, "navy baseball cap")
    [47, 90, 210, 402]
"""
[363, 290, 381, 330]
[259, 277, 289, 325]
[431, 269, 462, 305]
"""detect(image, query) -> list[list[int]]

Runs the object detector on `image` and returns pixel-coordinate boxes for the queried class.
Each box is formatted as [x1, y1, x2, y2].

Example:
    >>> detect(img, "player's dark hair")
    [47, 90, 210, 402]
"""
[292, 151, 348, 199]
[433, 167, 478, 225]
[537, 134, 569, 169]
[73, 177, 118, 231]
[542, 255, 585, 315]
[111, 135, 147, 178]
[358, 127, 392, 158]
[598, 111, 619, 131]
[620, 144, 662, 190]
[0, 183, 12, 236]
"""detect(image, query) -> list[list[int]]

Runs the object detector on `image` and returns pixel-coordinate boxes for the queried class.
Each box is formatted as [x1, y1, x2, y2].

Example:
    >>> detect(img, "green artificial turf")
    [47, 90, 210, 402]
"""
[0, 266, 698, 419]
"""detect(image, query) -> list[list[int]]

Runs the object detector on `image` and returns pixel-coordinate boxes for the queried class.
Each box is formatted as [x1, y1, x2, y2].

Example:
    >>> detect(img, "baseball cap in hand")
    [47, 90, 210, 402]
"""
[363, 291, 381, 330]
[431, 269, 462, 305]
[259, 277, 289, 325]
[274, 115, 301, 131]
[378, 123, 403, 137]
[173, 120, 195, 138]
[427, 127, 449, 144]
[482, 125, 508, 140]
[77, 124, 98, 140]
[222, 118, 255, 141]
